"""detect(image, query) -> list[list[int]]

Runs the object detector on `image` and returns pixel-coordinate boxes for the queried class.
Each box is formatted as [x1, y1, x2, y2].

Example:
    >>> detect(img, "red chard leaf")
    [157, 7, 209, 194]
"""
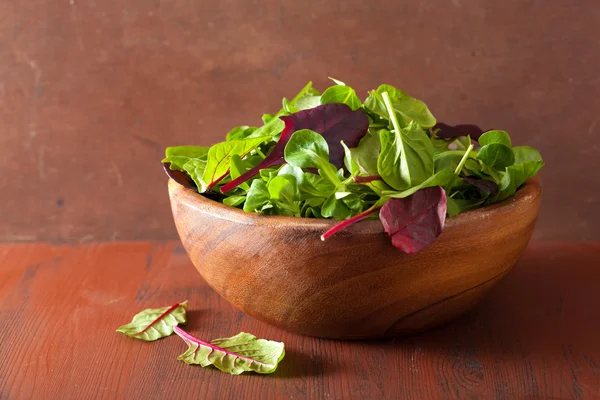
[163, 163, 196, 189]
[379, 186, 447, 254]
[462, 176, 499, 195]
[221, 104, 368, 193]
[435, 123, 484, 141]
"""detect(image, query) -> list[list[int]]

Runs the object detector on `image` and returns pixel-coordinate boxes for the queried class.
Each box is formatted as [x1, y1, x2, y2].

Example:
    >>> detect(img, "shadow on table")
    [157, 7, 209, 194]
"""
[376, 242, 600, 358]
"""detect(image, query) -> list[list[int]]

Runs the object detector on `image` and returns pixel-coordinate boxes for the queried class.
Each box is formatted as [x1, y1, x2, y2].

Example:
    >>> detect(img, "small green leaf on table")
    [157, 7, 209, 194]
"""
[174, 327, 285, 375]
[117, 301, 188, 341]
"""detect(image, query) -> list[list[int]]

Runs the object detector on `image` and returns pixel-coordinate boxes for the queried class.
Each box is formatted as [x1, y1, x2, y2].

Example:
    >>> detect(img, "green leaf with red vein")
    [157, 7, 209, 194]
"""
[221, 103, 368, 193]
[379, 187, 447, 254]
[116, 301, 188, 341]
[201, 137, 270, 191]
[174, 327, 285, 375]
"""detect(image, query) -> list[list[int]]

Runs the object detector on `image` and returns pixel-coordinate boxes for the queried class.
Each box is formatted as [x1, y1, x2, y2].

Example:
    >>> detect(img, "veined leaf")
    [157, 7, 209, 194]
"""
[221, 104, 368, 193]
[320, 85, 362, 110]
[365, 84, 437, 129]
[174, 327, 285, 375]
[202, 137, 270, 190]
[117, 301, 188, 341]
[379, 187, 447, 254]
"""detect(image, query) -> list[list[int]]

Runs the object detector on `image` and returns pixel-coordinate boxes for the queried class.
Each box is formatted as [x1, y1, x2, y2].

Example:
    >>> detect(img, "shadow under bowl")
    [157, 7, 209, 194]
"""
[168, 177, 541, 339]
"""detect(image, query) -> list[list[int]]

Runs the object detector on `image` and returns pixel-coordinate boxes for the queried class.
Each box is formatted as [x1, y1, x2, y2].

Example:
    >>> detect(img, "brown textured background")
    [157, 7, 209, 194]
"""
[0, 0, 598, 242]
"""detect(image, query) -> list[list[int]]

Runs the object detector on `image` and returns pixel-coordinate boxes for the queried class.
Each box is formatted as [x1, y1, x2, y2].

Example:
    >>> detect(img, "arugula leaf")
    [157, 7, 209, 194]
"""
[379, 187, 447, 254]
[377, 92, 434, 190]
[201, 137, 269, 190]
[365, 84, 437, 129]
[476, 144, 515, 169]
[174, 327, 285, 375]
[221, 104, 368, 193]
[117, 301, 188, 341]
[320, 85, 362, 110]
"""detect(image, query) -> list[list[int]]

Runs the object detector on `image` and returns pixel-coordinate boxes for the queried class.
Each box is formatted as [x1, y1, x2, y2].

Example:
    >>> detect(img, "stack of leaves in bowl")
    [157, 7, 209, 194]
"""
[163, 78, 543, 254]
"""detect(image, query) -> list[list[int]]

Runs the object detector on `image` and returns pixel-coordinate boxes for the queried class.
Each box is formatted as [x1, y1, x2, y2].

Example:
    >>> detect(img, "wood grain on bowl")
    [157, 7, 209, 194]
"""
[168, 177, 541, 339]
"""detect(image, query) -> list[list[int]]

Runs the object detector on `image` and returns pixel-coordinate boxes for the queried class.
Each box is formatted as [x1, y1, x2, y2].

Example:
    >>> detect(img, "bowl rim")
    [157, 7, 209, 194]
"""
[169, 176, 541, 234]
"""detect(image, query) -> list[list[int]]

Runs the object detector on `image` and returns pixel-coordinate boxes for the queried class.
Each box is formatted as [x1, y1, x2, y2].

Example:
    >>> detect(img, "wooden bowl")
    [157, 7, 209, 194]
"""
[168, 177, 541, 339]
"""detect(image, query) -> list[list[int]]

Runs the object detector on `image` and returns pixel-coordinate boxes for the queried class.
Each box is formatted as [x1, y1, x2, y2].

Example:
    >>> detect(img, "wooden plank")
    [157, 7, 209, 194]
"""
[0, 242, 599, 399]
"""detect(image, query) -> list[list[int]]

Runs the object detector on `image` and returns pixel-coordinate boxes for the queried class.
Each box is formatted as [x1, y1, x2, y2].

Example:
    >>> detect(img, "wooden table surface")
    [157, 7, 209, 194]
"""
[1, 241, 599, 399]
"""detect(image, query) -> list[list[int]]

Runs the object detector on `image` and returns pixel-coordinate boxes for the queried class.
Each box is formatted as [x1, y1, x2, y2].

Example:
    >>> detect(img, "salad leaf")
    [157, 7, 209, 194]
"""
[379, 187, 447, 254]
[320, 85, 362, 110]
[476, 143, 515, 168]
[162, 146, 209, 171]
[494, 160, 544, 202]
[183, 159, 209, 192]
[243, 180, 271, 213]
[117, 301, 188, 341]
[221, 103, 368, 193]
[226, 126, 257, 141]
[478, 130, 511, 147]
[174, 327, 285, 375]
[202, 137, 269, 190]
[377, 93, 434, 190]
[365, 84, 437, 129]
[512, 146, 543, 164]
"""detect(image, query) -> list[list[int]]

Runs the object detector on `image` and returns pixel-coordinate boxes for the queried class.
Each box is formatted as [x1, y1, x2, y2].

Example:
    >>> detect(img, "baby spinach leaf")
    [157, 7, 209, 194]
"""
[117, 301, 188, 341]
[243, 180, 270, 213]
[476, 144, 515, 169]
[478, 130, 511, 147]
[377, 99, 434, 191]
[512, 146, 543, 164]
[365, 84, 436, 129]
[321, 193, 353, 219]
[174, 327, 285, 375]
[284, 130, 342, 187]
[343, 130, 381, 177]
[434, 150, 468, 173]
[379, 186, 447, 254]
[494, 160, 544, 202]
[320, 85, 362, 110]
[202, 137, 269, 190]
[221, 104, 368, 193]
[295, 95, 321, 110]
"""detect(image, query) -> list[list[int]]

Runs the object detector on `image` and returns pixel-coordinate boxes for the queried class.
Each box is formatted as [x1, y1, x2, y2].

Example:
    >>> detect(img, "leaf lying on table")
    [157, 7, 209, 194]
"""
[379, 186, 447, 254]
[174, 327, 285, 375]
[117, 301, 188, 341]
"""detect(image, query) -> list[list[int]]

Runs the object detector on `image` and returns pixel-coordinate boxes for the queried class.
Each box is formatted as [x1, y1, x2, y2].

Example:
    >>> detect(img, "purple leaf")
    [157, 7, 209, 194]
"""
[163, 163, 195, 189]
[379, 187, 447, 254]
[221, 104, 368, 193]
[435, 123, 485, 140]
[462, 177, 499, 195]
